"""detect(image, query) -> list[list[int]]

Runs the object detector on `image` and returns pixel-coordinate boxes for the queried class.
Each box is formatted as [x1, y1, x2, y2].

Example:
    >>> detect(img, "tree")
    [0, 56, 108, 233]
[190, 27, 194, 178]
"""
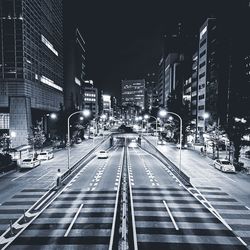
[167, 87, 192, 145]
[28, 121, 46, 152]
[223, 118, 250, 163]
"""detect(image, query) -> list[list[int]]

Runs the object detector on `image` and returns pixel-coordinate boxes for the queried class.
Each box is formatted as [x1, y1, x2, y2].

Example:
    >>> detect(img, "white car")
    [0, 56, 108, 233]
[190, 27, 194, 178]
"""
[213, 159, 235, 173]
[97, 150, 108, 159]
[157, 140, 166, 145]
[20, 158, 41, 169]
[176, 144, 187, 149]
[37, 151, 54, 160]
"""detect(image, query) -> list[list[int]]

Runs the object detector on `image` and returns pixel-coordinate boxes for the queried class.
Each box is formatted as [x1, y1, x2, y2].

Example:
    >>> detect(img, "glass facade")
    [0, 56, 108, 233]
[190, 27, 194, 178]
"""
[0, 0, 63, 110]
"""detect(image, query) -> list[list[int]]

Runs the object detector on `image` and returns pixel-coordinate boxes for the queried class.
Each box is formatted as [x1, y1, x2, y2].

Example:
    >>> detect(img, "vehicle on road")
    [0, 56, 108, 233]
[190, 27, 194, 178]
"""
[128, 139, 138, 148]
[213, 159, 235, 173]
[157, 140, 166, 145]
[176, 144, 188, 149]
[76, 138, 82, 144]
[37, 151, 54, 160]
[245, 150, 250, 158]
[97, 150, 108, 159]
[20, 158, 40, 169]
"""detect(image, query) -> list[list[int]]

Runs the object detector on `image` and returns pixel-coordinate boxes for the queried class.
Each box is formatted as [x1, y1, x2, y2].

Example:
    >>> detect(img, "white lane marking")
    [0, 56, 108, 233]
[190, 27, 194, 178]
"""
[64, 204, 84, 237]
[237, 236, 248, 247]
[37, 171, 53, 180]
[222, 175, 236, 183]
[11, 171, 31, 181]
[163, 200, 179, 231]
[245, 206, 250, 210]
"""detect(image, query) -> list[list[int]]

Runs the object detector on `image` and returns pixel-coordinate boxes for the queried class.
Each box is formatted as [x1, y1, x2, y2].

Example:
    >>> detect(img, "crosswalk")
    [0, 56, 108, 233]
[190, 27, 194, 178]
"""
[1, 185, 250, 249]
[0, 189, 46, 236]
[6, 189, 117, 249]
[132, 186, 248, 250]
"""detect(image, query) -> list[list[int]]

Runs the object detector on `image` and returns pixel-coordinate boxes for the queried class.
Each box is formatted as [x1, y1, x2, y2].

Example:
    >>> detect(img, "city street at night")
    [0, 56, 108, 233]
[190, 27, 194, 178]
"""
[1, 0, 250, 249]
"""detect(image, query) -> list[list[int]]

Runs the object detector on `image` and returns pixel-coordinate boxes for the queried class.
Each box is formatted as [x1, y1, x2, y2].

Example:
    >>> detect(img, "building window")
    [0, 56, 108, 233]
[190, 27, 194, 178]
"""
[198, 94, 205, 100]
[199, 50, 206, 58]
[199, 72, 205, 79]
[198, 105, 205, 110]
[0, 114, 9, 129]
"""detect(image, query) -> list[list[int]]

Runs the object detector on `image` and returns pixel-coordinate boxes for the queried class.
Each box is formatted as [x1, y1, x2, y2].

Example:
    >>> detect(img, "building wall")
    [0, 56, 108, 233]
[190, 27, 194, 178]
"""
[82, 86, 98, 117]
[0, 0, 63, 146]
[64, 28, 86, 110]
[121, 79, 145, 110]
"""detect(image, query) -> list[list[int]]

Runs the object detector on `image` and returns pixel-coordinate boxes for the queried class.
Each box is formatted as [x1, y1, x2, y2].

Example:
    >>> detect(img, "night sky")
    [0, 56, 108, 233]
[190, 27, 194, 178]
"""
[64, 0, 248, 98]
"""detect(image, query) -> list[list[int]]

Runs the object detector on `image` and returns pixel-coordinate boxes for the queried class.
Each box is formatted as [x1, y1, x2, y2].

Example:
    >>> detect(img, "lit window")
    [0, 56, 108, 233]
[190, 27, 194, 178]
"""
[41, 35, 58, 56]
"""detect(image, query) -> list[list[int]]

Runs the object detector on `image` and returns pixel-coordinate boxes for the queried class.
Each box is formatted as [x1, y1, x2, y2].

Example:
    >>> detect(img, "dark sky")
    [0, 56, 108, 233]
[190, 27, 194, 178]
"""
[64, 0, 248, 98]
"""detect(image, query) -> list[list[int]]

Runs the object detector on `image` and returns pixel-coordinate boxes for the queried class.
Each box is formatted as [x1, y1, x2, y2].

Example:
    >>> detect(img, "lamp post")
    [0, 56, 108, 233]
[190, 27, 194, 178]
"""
[143, 114, 159, 145]
[159, 109, 182, 174]
[67, 109, 90, 170]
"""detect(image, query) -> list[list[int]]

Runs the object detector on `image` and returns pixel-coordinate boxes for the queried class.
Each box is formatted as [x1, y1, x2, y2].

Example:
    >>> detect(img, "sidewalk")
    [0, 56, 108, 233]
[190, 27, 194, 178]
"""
[191, 144, 250, 168]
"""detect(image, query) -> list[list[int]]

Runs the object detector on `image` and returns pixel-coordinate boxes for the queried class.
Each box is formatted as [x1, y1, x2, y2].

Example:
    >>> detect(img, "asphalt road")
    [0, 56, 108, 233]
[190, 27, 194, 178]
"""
[0, 137, 105, 236]
[7, 146, 123, 249]
[128, 146, 247, 250]
[144, 136, 250, 246]
[6, 146, 247, 249]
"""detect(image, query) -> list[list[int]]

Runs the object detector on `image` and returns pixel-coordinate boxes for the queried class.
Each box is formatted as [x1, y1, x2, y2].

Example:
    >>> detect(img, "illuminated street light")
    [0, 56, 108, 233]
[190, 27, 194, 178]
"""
[159, 109, 182, 174]
[67, 109, 91, 170]
[10, 131, 16, 138]
[80, 116, 84, 121]
[203, 112, 210, 119]
[50, 113, 57, 119]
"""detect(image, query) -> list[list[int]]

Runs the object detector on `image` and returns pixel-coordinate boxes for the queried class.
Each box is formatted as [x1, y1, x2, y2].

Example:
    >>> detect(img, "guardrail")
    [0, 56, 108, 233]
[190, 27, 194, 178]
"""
[141, 136, 190, 185]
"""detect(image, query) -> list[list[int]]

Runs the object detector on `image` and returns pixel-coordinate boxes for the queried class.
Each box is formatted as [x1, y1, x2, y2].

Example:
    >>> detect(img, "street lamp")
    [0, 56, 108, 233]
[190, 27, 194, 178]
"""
[159, 109, 182, 174]
[67, 109, 90, 170]
[143, 114, 159, 145]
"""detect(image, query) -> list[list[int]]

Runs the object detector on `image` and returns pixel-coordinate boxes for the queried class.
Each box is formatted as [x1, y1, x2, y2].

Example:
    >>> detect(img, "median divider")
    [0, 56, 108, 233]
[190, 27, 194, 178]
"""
[141, 136, 190, 185]
[0, 135, 112, 250]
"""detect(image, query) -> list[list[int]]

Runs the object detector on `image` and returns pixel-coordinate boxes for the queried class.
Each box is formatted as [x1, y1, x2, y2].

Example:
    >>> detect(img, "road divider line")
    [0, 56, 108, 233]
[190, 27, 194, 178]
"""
[37, 170, 53, 181]
[163, 200, 179, 230]
[11, 171, 31, 181]
[64, 203, 84, 237]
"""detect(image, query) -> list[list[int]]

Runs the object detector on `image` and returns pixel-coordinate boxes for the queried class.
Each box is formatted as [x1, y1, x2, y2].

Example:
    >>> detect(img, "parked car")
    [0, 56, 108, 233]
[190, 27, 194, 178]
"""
[157, 140, 166, 145]
[213, 159, 235, 173]
[20, 158, 40, 169]
[76, 138, 82, 144]
[176, 144, 188, 149]
[97, 150, 108, 159]
[245, 150, 250, 158]
[37, 151, 54, 161]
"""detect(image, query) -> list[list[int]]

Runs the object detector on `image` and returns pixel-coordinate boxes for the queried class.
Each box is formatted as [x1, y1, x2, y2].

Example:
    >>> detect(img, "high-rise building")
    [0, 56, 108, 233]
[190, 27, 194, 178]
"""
[0, 0, 63, 146]
[197, 18, 231, 133]
[63, 26, 86, 111]
[121, 79, 145, 110]
[101, 94, 112, 116]
[145, 73, 157, 113]
[82, 81, 98, 118]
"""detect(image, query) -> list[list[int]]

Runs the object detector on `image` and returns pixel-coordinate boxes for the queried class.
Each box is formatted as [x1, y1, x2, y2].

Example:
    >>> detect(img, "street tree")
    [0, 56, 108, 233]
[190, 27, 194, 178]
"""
[28, 121, 46, 156]
[166, 87, 192, 145]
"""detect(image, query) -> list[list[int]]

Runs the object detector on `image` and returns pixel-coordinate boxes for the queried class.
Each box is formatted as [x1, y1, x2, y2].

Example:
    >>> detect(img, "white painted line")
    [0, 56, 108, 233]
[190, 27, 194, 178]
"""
[223, 175, 236, 183]
[64, 204, 84, 237]
[237, 236, 248, 246]
[11, 171, 31, 181]
[37, 171, 53, 181]
[163, 200, 179, 230]
[245, 206, 250, 210]
[35, 191, 56, 211]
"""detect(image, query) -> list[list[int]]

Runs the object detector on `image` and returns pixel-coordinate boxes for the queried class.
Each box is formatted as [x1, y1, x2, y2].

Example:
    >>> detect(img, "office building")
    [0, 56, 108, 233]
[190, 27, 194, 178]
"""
[101, 94, 112, 116]
[82, 81, 98, 118]
[145, 73, 157, 113]
[0, 0, 63, 146]
[64, 25, 86, 110]
[121, 79, 145, 110]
